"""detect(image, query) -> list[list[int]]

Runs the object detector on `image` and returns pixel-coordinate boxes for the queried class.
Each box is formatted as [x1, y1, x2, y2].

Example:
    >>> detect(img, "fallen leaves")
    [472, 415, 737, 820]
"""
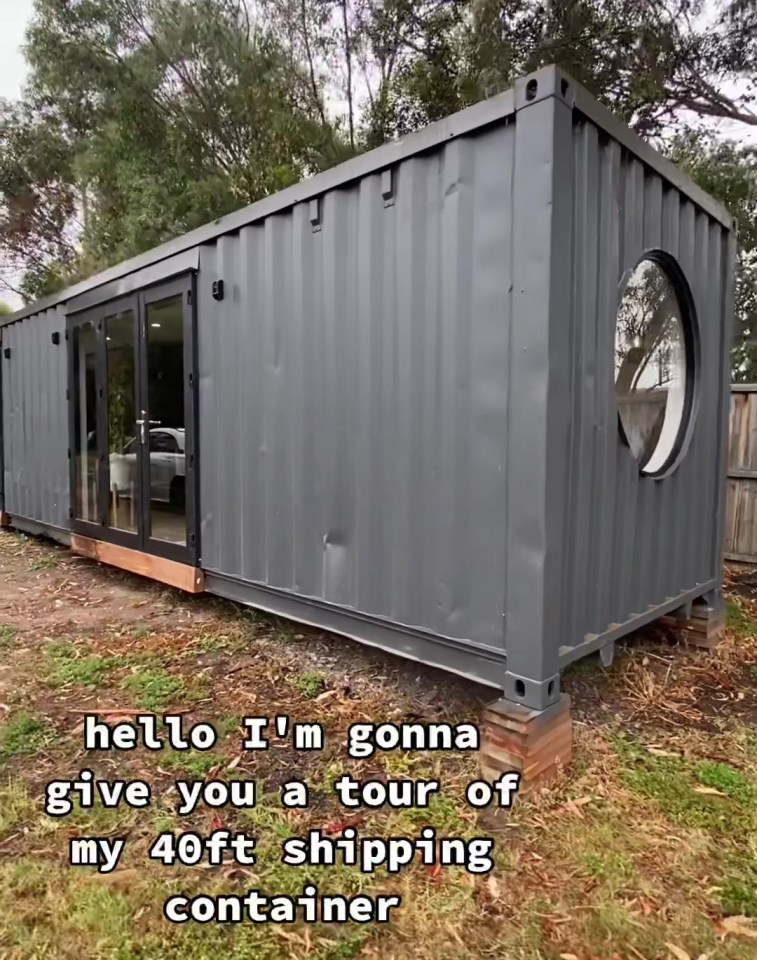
[716, 915, 757, 940]
[665, 943, 692, 960]
[562, 795, 594, 817]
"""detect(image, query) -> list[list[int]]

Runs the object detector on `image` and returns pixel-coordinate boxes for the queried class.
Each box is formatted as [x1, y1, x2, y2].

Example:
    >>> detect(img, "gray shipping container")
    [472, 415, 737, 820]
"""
[0, 66, 736, 712]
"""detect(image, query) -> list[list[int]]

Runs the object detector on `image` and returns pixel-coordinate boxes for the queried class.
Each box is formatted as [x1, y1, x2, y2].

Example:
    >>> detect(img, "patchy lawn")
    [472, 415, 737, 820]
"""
[0, 527, 756, 959]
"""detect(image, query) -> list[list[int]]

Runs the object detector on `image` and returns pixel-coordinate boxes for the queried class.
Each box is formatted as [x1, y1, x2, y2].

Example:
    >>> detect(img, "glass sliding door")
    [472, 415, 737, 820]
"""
[67, 275, 197, 565]
[144, 293, 188, 547]
[105, 307, 139, 536]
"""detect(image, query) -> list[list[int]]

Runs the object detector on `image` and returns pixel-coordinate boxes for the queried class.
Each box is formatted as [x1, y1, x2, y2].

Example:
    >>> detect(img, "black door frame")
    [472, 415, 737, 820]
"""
[66, 273, 199, 566]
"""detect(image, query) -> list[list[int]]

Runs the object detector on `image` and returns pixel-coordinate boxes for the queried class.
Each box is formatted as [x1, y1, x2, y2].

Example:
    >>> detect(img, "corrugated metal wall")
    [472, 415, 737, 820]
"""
[1, 307, 69, 529]
[198, 121, 515, 651]
[560, 117, 732, 651]
[0, 71, 735, 701]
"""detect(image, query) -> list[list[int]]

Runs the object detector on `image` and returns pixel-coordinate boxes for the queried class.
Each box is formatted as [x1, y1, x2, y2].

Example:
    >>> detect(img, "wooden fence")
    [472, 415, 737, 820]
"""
[724, 385, 757, 563]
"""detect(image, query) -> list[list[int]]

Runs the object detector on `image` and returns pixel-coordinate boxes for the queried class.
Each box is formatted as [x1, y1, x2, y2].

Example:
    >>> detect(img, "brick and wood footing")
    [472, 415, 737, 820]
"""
[659, 600, 725, 650]
[0, 512, 9, 528]
[479, 693, 572, 793]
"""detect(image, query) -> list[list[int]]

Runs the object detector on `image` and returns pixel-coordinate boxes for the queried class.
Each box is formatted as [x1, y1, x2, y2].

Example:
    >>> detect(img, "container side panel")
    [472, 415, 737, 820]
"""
[198, 122, 514, 650]
[2, 308, 69, 530]
[562, 118, 730, 653]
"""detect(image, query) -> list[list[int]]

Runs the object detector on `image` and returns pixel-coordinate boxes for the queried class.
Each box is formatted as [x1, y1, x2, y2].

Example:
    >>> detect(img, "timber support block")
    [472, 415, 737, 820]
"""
[0, 512, 9, 528]
[659, 599, 725, 650]
[70, 534, 205, 594]
[479, 692, 572, 793]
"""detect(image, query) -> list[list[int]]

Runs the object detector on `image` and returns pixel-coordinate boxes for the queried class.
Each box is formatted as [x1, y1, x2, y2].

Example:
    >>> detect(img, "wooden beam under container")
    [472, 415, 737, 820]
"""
[70, 534, 205, 594]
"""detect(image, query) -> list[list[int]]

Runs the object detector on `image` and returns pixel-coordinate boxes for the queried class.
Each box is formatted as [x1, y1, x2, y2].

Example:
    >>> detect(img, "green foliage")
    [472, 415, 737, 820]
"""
[0, 781, 34, 835]
[718, 860, 757, 917]
[0, 625, 17, 650]
[219, 713, 243, 736]
[1, 0, 755, 368]
[121, 668, 184, 710]
[614, 737, 757, 836]
[44, 643, 116, 689]
[671, 133, 757, 381]
[17, 0, 347, 280]
[0, 713, 49, 761]
[0, 302, 13, 316]
[289, 670, 326, 699]
[725, 597, 755, 633]
[695, 760, 753, 803]
[160, 749, 223, 777]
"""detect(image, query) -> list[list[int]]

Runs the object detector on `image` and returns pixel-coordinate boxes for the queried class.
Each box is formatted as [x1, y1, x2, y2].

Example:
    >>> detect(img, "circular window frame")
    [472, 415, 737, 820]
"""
[615, 249, 700, 480]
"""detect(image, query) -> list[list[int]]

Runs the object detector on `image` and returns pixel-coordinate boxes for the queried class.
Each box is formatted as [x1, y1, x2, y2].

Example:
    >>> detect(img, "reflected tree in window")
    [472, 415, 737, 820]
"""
[615, 258, 689, 474]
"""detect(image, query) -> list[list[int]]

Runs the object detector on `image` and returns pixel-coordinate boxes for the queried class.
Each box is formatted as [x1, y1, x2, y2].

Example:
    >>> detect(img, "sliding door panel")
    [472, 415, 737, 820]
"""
[104, 306, 139, 537]
[68, 275, 197, 565]
[144, 294, 187, 546]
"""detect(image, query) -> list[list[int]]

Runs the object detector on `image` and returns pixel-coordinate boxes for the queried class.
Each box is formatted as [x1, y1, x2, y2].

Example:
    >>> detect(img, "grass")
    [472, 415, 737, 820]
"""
[160, 749, 224, 778]
[28, 556, 57, 572]
[0, 624, 17, 649]
[289, 669, 326, 699]
[614, 736, 757, 835]
[44, 642, 117, 688]
[725, 597, 755, 633]
[190, 631, 249, 654]
[719, 859, 757, 918]
[0, 713, 49, 762]
[3, 524, 757, 960]
[219, 713, 242, 736]
[120, 668, 185, 711]
[0, 781, 34, 835]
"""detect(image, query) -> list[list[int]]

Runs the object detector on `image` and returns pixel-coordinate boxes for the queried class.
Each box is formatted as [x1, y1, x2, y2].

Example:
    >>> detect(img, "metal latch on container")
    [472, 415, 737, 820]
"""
[309, 198, 322, 233]
[382, 169, 395, 208]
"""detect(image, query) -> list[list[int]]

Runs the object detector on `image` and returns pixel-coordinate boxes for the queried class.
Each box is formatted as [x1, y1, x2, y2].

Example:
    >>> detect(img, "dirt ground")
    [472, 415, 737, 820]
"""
[0, 527, 756, 960]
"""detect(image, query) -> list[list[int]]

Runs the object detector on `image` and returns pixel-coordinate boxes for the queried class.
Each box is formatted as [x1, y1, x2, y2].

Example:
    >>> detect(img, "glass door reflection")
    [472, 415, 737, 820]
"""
[73, 321, 99, 523]
[144, 295, 187, 546]
[105, 308, 139, 535]
[68, 277, 195, 563]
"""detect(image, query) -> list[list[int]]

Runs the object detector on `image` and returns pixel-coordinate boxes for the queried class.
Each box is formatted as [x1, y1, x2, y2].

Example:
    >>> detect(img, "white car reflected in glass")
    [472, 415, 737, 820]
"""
[110, 428, 186, 509]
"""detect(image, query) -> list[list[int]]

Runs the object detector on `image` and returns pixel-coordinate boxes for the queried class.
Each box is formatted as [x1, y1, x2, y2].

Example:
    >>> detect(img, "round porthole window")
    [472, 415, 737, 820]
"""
[614, 253, 696, 476]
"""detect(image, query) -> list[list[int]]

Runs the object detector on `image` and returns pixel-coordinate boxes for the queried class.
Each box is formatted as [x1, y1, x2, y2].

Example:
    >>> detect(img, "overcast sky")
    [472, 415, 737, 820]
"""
[0, 1, 33, 102]
[0, 1, 34, 306]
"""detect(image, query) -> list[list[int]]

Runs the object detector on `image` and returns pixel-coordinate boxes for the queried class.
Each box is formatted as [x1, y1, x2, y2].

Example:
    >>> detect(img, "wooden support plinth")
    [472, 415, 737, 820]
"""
[70, 534, 205, 594]
[0, 512, 9, 528]
[659, 601, 725, 650]
[479, 693, 572, 793]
